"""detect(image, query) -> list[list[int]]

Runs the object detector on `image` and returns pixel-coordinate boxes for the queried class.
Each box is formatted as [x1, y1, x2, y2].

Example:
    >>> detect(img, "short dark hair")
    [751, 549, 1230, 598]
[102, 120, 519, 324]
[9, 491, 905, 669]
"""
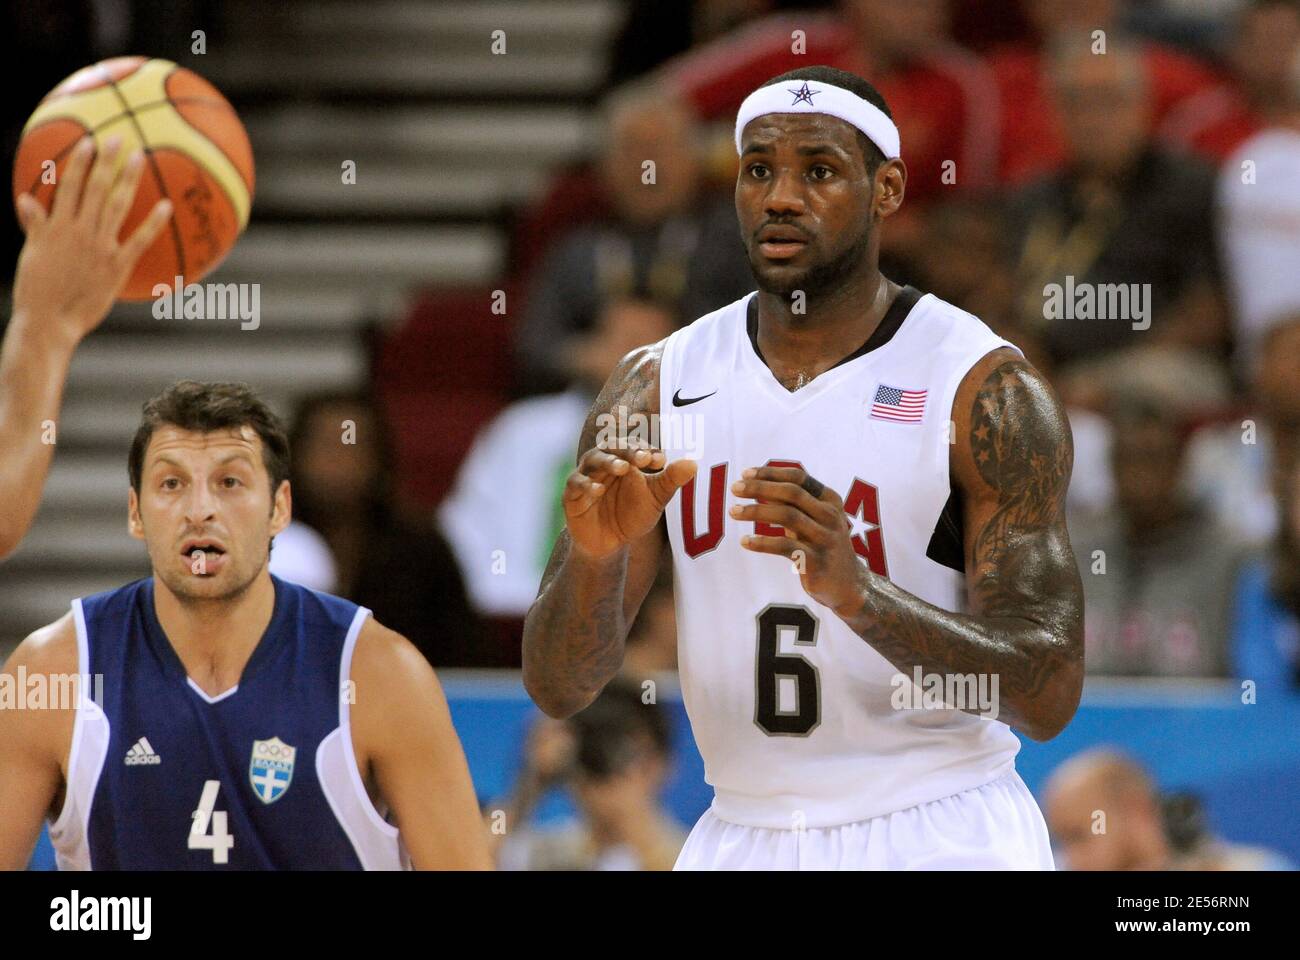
[128, 380, 291, 497]
[757, 65, 894, 174]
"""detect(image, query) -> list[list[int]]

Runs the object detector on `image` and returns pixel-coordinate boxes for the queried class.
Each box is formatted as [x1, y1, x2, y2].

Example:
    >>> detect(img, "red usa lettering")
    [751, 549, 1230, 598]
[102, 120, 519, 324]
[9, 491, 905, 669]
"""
[679, 459, 888, 576]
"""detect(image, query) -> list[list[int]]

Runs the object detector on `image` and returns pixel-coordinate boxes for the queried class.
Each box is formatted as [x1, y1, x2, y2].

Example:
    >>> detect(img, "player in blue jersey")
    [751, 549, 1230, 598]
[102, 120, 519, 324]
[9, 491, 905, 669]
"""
[0, 380, 491, 869]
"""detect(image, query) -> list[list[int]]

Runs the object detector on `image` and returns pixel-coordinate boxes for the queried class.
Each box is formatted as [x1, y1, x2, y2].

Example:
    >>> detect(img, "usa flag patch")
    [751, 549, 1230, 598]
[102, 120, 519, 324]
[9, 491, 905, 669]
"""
[870, 384, 927, 423]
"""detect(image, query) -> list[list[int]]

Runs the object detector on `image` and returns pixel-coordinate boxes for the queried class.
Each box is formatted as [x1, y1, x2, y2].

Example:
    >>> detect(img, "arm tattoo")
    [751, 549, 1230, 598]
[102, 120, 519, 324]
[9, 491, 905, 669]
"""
[967, 361, 1072, 616]
[521, 342, 664, 718]
[525, 536, 630, 713]
[843, 358, 1084, 739]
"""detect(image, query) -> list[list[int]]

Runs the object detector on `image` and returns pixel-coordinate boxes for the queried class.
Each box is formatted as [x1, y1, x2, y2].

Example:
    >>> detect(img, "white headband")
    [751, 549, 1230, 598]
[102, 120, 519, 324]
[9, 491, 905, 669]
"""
[734, 79, 901, 160]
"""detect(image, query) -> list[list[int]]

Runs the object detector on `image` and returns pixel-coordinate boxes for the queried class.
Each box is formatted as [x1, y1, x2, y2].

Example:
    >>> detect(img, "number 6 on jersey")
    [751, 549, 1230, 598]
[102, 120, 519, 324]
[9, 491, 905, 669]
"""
[754, 604, 821, 736]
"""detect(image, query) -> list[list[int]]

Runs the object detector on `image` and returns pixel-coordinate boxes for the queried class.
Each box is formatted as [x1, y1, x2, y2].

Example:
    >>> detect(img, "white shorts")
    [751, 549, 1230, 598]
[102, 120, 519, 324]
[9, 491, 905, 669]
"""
[674, 770, 1055, 870]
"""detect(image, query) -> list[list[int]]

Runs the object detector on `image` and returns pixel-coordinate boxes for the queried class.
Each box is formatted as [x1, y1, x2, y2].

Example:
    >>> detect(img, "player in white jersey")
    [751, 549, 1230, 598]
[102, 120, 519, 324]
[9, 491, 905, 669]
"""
[523, 65, 1083, 869]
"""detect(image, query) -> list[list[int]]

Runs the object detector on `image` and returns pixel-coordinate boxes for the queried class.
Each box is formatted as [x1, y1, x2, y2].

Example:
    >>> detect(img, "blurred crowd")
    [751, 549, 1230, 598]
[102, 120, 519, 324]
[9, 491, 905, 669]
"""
[8, 0, 1300, 870]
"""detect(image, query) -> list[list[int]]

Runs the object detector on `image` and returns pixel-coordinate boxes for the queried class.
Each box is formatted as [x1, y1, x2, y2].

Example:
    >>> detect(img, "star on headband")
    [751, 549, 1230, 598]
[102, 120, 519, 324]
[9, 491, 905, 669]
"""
[788, 81, 819, 106]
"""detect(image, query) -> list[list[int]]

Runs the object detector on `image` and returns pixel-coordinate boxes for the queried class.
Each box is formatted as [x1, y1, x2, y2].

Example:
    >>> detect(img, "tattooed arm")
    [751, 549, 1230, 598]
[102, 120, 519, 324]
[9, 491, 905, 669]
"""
[856, 349, 1084, 739]
[522, 342, 697, 719]
[732, 348, 1083, 740]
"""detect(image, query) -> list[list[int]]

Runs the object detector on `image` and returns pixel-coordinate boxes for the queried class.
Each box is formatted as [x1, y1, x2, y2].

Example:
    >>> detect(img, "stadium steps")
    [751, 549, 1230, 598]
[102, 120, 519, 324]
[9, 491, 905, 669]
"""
[226, 0, 622, 40]
[5, 517, 143, 569]
[33, 456, 129, 512]
[201, 0, 621, 98]
[201, 51, 607, 99]
[64, 331, 365, 397]
[215, 225, 504, 285]
[239, 105, 589, 162]
[252, 161, 545, 219]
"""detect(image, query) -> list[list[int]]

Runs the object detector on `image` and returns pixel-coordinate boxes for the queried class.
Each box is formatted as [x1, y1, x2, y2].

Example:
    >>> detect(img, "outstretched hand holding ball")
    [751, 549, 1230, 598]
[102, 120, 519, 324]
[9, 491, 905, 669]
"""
[12, 56, 255, 314]
[13, 136, 172, 345]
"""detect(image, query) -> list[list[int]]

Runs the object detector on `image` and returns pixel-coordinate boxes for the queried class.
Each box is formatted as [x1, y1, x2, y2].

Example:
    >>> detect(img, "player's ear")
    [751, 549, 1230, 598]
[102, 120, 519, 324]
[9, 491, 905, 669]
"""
[127, 487, 145, 541]
[269, 479, 291, 537]
[874, 158, 906, 219]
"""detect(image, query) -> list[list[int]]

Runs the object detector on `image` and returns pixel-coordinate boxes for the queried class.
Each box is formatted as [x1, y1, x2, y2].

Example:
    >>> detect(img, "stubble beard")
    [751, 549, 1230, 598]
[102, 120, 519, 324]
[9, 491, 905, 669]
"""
[750, 219, 874, 301]
[155, 547, 265, 608]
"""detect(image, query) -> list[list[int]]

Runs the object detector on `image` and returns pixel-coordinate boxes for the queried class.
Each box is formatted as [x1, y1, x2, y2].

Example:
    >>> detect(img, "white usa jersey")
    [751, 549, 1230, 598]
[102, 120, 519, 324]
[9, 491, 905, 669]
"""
[660, 287, 1025, 830]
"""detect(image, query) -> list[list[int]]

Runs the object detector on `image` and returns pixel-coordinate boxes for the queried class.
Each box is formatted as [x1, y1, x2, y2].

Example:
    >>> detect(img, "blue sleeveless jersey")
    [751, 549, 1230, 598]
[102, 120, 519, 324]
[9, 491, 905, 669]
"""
[48, 575, 407, 870]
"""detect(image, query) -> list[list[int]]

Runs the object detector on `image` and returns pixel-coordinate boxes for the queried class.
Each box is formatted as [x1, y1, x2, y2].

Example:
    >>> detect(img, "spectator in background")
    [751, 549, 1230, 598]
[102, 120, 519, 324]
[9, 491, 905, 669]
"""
[1185, 314, 1300, 547]
[1045, 749, 1175, 870]
[1045, 749, 1294, 869]
[1068, 346, 1246, 677]
[284, 390, 487, 667]
[1051, 315, 1294, 555]
[990, 0, 1242, 183]
[1157, 0, 1300, 162]
[1218, 39, 1300, 377]
[1007, 38, 1228, 370]
[495, 679, 686, 870]
[911, 192, 1037, 356]
[1122, 0, 1243, 56]
[513, 87, 752, 396]
[443, 298, 678, 618]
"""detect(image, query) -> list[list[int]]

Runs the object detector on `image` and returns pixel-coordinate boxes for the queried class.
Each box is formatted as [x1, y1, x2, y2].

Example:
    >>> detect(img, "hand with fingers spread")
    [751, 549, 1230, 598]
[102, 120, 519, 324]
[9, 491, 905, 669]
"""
[12, 135, 173, 346]
[564, 440, 697, 560]
[730, 464, 867, 618]
[0, 135, 172, 559]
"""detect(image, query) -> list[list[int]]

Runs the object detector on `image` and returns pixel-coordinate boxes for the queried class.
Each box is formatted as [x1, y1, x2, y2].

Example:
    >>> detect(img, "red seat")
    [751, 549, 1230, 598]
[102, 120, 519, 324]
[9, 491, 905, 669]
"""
[377, 284, 516, 393]
[380, 388, 505, 510]
[374, 284, 517, 509]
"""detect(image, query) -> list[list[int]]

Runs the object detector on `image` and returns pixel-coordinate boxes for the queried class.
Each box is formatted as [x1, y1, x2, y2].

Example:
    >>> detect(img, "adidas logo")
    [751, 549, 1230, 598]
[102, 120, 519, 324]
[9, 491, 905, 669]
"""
[124, 737, 161, 766]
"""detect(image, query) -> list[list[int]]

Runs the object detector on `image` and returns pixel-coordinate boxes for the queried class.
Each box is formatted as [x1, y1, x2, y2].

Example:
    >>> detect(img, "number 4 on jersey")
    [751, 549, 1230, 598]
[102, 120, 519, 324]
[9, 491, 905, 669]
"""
[189, 779, 234, 864]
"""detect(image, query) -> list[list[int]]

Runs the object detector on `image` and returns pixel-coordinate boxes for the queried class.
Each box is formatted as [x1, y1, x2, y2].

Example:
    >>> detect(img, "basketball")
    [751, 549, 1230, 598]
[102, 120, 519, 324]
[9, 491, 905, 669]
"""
[11, 56, 254, 301]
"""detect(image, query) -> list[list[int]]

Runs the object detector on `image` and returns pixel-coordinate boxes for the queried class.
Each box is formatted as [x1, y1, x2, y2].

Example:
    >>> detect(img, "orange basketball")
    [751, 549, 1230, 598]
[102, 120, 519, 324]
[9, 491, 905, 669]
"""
[12, 56, 255, 301]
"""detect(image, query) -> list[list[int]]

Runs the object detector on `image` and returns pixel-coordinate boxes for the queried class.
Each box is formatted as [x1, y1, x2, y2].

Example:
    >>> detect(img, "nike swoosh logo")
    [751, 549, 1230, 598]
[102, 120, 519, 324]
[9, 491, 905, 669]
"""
[672, 389, 717, 407]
